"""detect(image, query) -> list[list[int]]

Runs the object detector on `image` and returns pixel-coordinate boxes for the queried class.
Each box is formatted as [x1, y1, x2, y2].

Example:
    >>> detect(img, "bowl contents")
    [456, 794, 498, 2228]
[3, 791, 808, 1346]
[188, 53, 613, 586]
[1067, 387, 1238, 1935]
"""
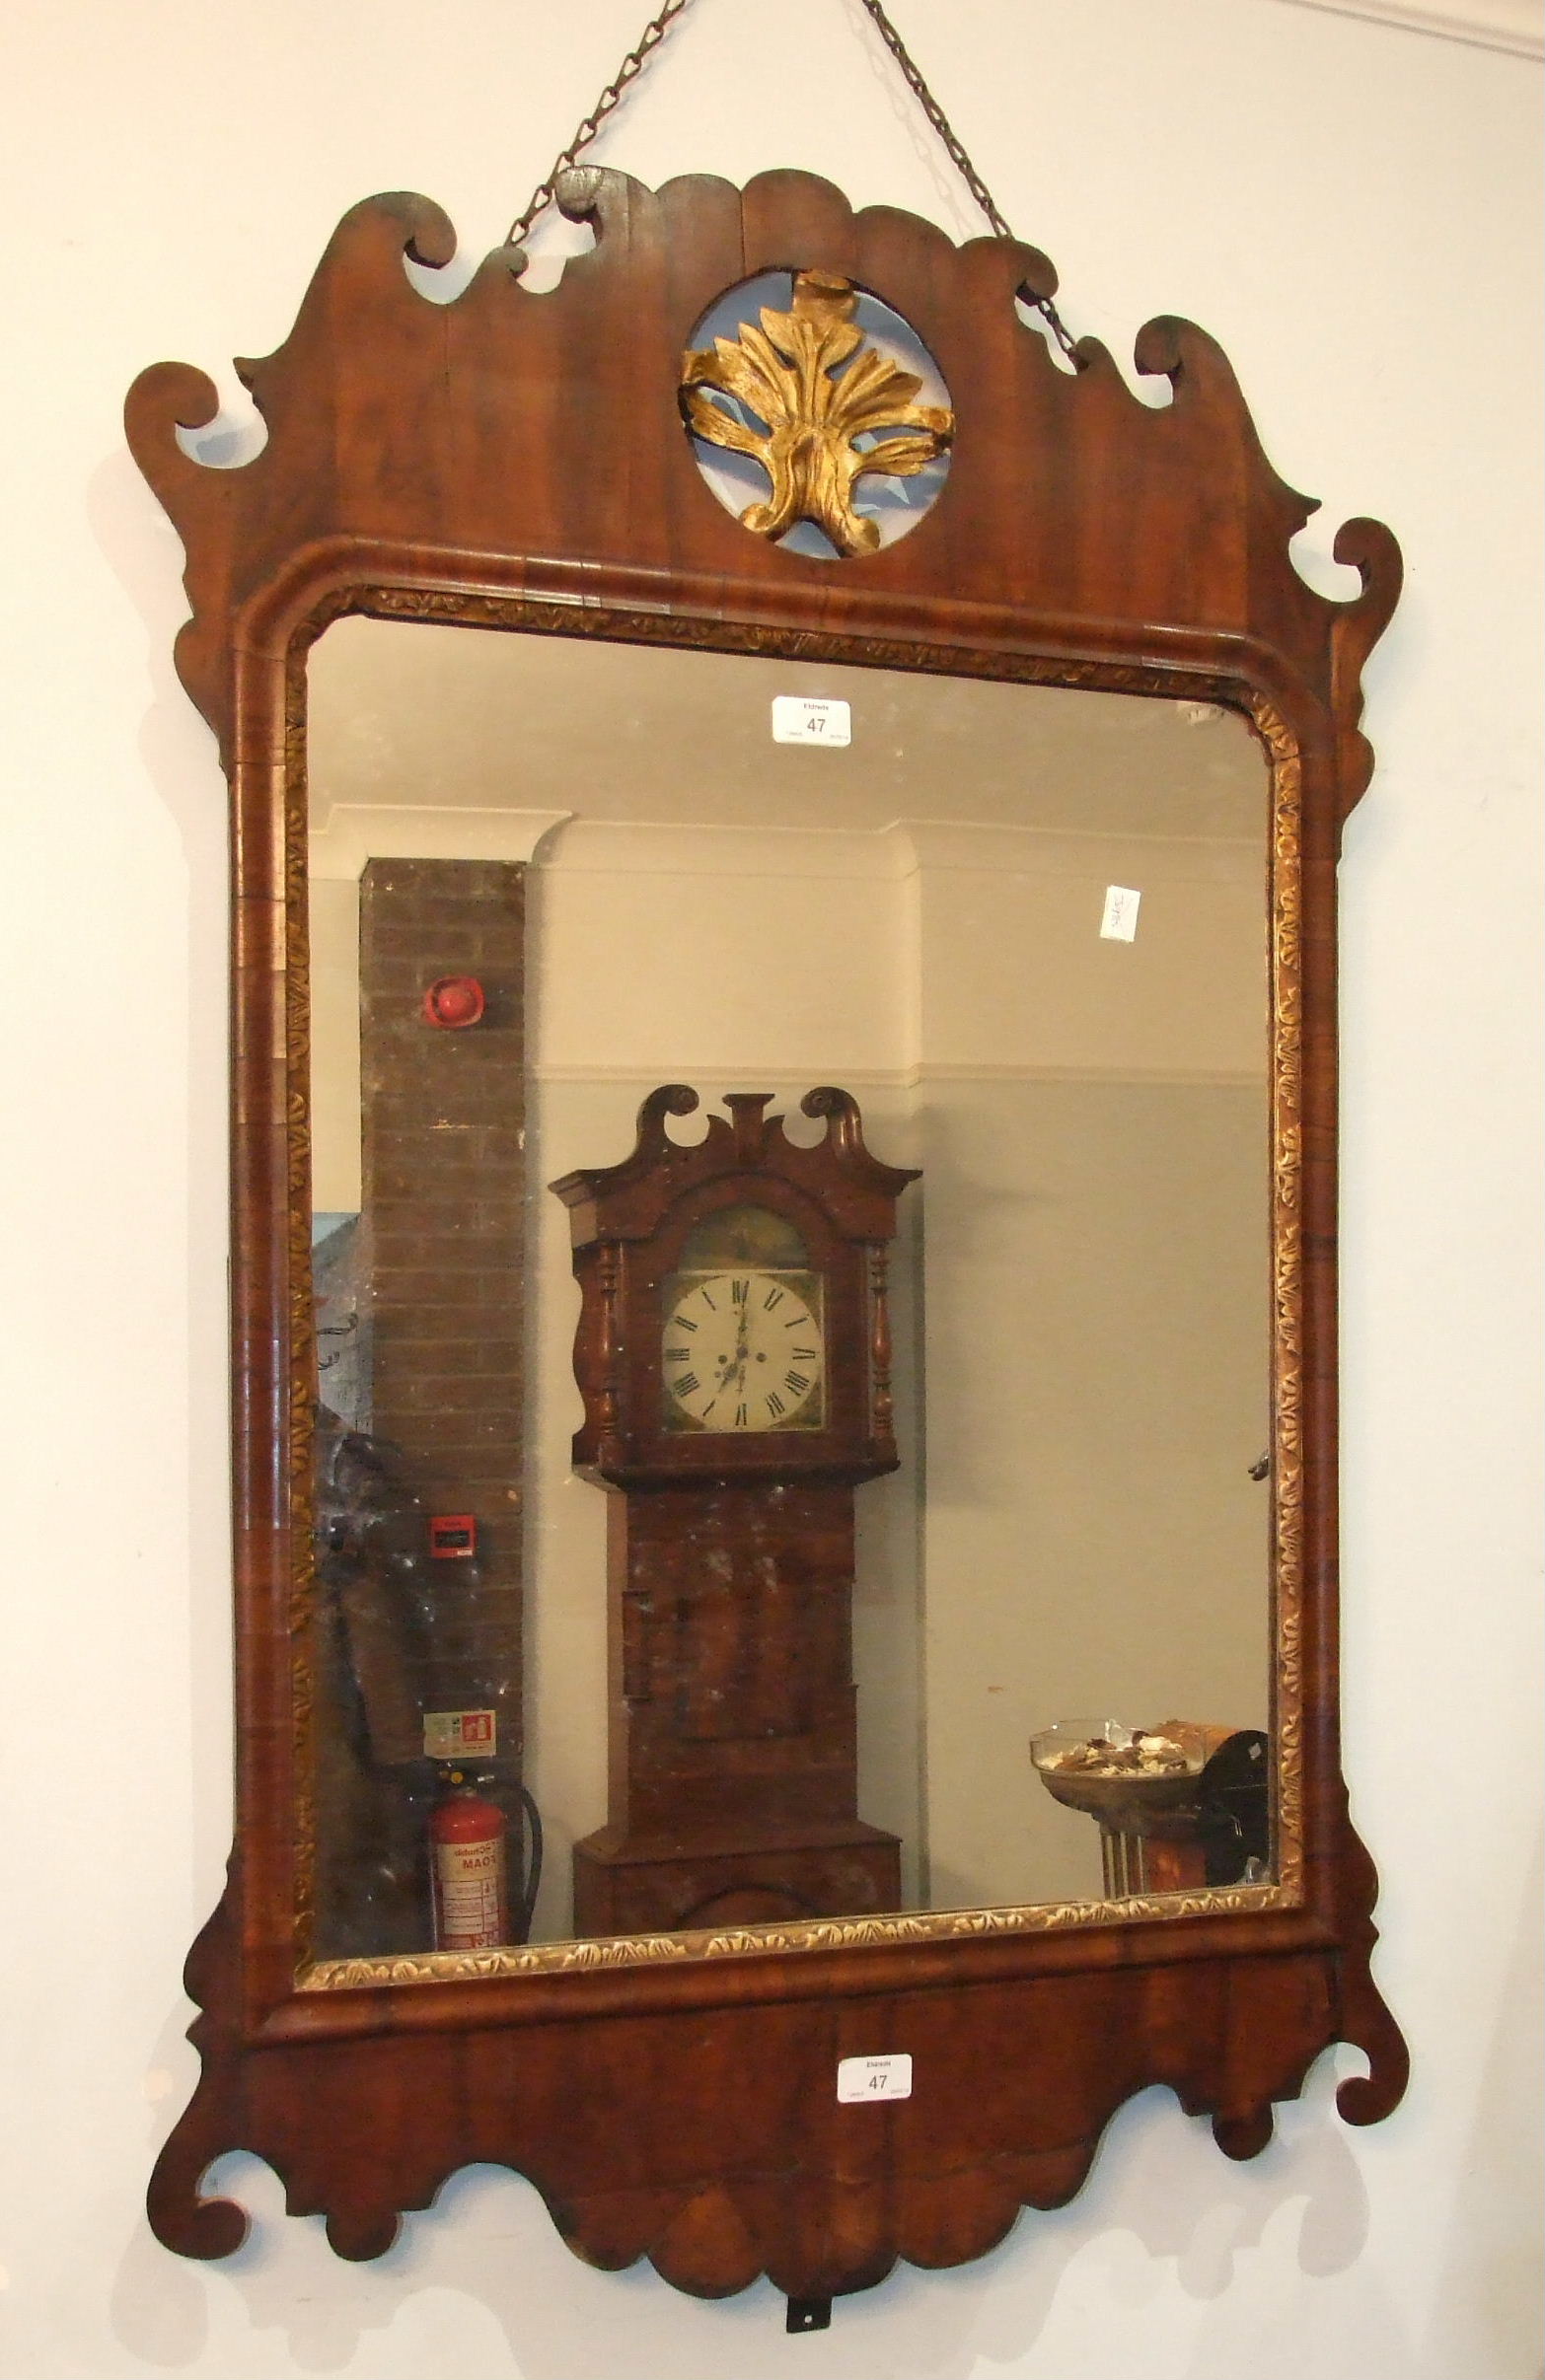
[1039, 1730, 1191, 1778]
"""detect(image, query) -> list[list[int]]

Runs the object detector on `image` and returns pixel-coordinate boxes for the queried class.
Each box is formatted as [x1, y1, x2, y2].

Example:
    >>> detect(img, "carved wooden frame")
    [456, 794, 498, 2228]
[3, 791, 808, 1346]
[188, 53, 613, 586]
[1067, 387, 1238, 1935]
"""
[129, 168, 1407, 2298]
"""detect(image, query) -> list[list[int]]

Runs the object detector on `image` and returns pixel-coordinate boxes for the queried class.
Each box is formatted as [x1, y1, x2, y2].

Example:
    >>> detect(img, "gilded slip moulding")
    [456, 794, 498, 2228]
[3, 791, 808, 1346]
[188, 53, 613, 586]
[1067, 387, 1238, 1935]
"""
[680, 269, 955, 556]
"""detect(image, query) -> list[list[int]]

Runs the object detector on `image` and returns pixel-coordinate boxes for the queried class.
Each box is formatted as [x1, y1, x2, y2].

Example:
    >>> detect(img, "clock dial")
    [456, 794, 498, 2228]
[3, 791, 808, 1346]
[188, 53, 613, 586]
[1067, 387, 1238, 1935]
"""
[662, 1269, 825, 1432]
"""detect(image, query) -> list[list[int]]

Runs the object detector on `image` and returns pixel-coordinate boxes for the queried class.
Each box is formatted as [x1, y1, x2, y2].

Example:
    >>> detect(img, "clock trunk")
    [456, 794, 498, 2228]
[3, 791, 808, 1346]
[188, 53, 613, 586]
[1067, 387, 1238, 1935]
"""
[572, 1479, 899, 1935]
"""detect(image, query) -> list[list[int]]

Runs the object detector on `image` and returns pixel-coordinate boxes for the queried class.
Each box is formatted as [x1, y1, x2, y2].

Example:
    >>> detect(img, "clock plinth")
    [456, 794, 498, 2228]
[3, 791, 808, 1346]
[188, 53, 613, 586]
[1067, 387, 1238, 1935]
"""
[551, 1087, 919, 1940]
[573, 1822, 901, 1937]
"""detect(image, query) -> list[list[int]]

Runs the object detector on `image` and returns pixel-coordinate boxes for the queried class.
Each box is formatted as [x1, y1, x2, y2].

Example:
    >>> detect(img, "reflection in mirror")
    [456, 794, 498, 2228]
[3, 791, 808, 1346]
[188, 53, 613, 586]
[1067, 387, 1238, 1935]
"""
[306, 621, 1272, 1963]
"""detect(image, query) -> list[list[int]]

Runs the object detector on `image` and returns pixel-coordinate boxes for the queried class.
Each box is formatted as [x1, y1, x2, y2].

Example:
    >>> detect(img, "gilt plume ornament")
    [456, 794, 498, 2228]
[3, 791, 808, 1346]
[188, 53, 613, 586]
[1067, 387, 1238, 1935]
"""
[680, 270, 954, 556]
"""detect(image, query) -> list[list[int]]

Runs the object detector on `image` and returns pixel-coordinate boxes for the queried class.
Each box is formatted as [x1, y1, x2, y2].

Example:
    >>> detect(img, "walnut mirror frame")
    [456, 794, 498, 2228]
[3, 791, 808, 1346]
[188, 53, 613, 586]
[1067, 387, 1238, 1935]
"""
[129, 169, 1407, 2299]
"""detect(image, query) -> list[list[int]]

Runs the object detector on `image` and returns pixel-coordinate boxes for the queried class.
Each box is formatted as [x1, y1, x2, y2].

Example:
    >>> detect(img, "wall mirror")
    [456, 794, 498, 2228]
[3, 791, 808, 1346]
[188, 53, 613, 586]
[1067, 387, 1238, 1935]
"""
[130, 166, 1406, 2304]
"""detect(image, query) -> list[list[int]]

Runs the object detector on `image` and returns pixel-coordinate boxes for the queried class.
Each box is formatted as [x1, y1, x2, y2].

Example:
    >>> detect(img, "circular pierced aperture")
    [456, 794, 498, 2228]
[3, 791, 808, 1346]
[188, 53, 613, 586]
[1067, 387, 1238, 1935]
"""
[680, 270, 954, 562]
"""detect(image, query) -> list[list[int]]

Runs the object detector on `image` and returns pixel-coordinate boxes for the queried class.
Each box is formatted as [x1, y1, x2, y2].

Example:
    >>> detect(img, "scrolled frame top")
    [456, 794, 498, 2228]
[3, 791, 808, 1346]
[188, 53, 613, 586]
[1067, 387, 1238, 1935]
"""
[125, 168, 1398, 796]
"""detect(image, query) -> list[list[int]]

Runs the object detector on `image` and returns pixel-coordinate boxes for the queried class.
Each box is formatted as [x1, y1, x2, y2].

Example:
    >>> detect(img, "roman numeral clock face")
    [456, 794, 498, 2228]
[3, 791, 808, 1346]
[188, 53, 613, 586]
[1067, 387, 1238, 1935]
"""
[662, 1269, 826, 1433]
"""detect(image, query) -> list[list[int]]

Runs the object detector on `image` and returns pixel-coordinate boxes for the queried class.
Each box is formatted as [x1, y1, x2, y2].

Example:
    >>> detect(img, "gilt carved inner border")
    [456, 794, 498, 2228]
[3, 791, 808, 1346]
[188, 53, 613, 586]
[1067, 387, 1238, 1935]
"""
[281, 589, 1306, 1992]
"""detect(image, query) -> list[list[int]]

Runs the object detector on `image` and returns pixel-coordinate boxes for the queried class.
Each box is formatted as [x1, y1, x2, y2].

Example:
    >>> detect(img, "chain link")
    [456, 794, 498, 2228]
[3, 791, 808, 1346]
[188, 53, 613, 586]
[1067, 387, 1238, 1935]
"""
[506, 0, 694, 251]
[506, 0, 1078, 357]
[852, 0, 1077, 357]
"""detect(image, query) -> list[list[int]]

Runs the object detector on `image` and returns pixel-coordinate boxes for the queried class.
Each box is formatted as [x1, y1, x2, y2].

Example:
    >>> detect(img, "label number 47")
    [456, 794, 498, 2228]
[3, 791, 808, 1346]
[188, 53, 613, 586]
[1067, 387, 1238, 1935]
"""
[836, 2053, 913, 2103]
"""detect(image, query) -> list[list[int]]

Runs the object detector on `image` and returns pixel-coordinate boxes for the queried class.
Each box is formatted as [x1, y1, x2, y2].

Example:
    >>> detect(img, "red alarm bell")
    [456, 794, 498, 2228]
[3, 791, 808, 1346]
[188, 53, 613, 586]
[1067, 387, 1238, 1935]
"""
[422, 974, 485, 1029]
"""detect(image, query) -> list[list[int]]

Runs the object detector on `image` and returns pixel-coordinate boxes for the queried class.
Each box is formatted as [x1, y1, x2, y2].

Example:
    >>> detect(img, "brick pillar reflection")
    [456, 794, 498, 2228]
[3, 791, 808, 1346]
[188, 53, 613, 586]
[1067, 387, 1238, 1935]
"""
[358, 857, 525, 1772]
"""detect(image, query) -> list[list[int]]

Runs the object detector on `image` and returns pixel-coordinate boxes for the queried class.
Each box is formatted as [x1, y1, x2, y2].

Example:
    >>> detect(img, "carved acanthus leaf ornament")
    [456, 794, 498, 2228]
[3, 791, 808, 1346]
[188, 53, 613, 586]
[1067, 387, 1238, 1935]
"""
[681, 269, 954, 555]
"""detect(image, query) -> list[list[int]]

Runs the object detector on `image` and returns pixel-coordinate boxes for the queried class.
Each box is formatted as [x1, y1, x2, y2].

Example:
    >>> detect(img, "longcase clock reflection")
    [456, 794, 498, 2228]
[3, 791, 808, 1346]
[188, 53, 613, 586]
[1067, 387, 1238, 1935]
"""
[551, 1085, 916, 1934]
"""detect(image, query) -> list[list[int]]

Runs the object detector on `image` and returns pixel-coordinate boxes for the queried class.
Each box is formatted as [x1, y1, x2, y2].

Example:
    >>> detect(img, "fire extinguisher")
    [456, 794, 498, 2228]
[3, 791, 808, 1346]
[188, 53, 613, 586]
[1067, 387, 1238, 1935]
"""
[429, 1767, 509, 1952]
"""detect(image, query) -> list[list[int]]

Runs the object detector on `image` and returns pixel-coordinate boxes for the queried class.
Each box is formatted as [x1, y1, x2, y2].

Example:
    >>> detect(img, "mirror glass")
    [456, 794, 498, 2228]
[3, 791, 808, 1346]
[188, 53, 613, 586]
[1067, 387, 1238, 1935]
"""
[305, 617, 1273, 1963]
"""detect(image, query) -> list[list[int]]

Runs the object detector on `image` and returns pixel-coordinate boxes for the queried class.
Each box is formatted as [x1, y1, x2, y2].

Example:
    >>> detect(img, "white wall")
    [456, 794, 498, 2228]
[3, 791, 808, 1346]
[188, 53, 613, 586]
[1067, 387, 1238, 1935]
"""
[0, 2, 1538, 2374]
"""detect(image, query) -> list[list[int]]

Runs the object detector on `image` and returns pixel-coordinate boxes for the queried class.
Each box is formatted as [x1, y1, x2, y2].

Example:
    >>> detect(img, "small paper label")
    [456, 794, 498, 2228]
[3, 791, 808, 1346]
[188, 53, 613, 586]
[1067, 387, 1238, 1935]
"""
[1099, 885, 1141, 941]
[432, 1834, 507, 1951]
[772, 695, 851, 747]
[423, 1708, 497, 1760]
[837, 2053, 913, 2104]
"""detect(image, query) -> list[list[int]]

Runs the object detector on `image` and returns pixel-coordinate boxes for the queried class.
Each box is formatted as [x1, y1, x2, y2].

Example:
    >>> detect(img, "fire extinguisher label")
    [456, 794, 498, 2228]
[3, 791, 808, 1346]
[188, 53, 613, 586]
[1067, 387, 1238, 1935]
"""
[433, 1837, 506, 1951]
[423, 1708, 497, 1760]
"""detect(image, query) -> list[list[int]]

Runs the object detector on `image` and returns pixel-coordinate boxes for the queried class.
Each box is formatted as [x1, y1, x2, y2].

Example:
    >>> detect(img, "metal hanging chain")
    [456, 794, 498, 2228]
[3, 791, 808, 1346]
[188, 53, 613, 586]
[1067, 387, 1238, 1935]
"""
[506, 0, 693, 250]
[851, 0, 1077, 357]
[505, 0, 1079, 357]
